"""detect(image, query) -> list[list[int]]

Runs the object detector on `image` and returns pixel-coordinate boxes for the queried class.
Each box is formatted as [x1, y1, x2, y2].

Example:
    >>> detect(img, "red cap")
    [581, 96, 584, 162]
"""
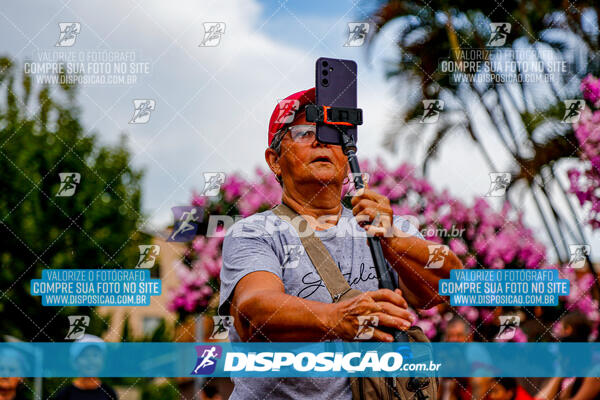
[268, 87, 315, 146]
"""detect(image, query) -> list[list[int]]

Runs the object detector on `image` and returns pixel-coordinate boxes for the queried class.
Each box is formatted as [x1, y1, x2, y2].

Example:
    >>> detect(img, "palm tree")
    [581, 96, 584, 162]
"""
[367, 0, 599, 268]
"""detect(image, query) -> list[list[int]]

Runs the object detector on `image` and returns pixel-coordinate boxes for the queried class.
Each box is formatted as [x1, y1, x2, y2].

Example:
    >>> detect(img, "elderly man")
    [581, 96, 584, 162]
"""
[218, 88, 461, 399]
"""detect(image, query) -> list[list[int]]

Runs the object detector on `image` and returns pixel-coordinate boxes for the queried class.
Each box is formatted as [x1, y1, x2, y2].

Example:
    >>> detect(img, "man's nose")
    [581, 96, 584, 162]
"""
[310, 136, 328, 147]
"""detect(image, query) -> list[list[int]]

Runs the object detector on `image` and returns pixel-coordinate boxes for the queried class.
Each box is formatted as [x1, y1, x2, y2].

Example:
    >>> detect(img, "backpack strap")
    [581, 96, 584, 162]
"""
[272, 203, 360, 302]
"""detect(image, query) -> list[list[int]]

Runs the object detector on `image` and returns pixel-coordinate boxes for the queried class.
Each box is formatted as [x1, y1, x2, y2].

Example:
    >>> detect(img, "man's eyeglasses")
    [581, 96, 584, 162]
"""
[272, 125, 317, 149]
[288, 124, 317, 143]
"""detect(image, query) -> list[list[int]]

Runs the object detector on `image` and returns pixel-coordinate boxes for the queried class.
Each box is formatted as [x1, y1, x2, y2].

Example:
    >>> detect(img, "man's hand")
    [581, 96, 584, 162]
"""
[351, 187, 396, 238]
[327, 288, 415, 341]
[350, 186, 462, 309]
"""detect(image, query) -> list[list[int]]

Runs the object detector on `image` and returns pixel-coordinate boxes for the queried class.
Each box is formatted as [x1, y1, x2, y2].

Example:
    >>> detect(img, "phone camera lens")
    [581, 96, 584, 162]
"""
[322, 70, 328, 76]
[322, 61, 328, 67]
[322, 78, 329, 85]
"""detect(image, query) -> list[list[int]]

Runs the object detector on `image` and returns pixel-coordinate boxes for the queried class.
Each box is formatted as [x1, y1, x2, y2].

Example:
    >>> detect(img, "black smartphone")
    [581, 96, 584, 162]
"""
[314, 57, 358, 145]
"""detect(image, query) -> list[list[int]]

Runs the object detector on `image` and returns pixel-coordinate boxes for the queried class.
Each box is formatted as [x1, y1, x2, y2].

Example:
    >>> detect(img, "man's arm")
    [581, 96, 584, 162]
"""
[351, 188, 463, 309]
[535, 377, 562, 400]
[380, 233, 460, 308]
[571, 377, 600, 400]
[229, 271, 414, 342]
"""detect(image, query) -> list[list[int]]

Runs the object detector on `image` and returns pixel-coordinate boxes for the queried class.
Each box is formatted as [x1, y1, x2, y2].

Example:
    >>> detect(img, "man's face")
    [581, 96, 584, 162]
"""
[444, 321, 470, 342]
[0, 377, 21, 400]
[74, 346, 104, 376]
[0, 357, 22, 400]
[275, 111, 348, 189]
[560, 321, 572, 338]
[488, 383, 514, 400]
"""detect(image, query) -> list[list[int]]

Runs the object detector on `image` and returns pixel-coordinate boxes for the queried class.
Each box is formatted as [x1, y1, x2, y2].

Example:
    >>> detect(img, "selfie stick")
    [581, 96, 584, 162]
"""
[306, 105, 408, 342]
[307, 104, 432, 398]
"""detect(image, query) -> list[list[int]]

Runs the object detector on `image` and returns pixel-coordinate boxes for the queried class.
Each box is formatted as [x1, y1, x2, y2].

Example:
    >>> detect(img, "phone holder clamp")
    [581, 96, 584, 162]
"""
[305, 104, 363, 127]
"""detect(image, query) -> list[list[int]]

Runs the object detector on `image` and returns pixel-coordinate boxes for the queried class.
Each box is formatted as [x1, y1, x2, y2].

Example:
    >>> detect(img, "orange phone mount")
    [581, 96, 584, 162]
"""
[305, 104, 363, 127]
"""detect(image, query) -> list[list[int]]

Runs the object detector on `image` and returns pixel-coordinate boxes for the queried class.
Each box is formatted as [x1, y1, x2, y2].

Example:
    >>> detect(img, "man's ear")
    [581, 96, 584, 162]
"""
[564, 324, 573, 337]
[265, 148, 281, 180]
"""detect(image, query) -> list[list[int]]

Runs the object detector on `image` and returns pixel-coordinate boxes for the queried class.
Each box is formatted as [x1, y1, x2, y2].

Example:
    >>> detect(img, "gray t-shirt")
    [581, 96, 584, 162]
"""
[219, 206, 423, 400]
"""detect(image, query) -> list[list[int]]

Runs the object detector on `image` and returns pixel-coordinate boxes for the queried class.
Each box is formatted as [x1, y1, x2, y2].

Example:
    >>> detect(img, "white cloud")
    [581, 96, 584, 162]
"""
[3, 0, 597, 261]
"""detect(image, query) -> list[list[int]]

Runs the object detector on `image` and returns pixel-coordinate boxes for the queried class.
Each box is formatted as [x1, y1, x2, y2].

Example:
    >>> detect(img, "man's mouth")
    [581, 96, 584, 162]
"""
[311, 156, 332, 164]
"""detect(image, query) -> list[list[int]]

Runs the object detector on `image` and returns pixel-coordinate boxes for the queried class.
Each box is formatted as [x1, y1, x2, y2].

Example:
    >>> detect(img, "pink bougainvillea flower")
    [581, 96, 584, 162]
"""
[168, 158, 600, 342]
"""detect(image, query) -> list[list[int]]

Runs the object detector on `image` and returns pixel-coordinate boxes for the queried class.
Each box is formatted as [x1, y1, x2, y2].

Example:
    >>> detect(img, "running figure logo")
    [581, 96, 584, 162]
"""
[56, 173, 81, 197]
[202, 172, 226, 196]
[129, 99, 156, 124]
[275, 99, 300, 124]
[487, 23, 511, 46]
[191, 345, 222, 375]
[56, 23, 81, 47]
[395, 344, 414, 360]
[282, 245, 304, 269]
[345, 172, 370, 197]
[496, 315, 520, 340]
[567, 244, 590, 269]
[562, 100, 584, 123]
[65, 315, 90, 340]
[168, 206, 203, 242]
[425, 245, 448, 269]
[355, 316, 379, 340]
[199, 22, 226, 47]
[420, 100, 444, 123]
[485, 172, 511, 197]
[210, 316, 234, 340]
[136, 245, 161, 268]
[344, 22, 370, 47]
